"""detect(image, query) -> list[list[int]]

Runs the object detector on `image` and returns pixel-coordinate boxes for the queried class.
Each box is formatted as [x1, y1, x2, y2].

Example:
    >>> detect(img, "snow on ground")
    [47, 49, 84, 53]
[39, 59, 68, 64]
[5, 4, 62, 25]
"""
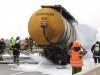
[8, 24, 98, 75]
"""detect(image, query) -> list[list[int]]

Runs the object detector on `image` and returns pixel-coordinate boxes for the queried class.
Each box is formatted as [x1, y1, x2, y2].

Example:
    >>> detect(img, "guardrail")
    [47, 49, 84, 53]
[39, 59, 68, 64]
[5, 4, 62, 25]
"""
[74, 64, 100, 75]
[6, 44, 39, 50]
[6, 44, 25, 50]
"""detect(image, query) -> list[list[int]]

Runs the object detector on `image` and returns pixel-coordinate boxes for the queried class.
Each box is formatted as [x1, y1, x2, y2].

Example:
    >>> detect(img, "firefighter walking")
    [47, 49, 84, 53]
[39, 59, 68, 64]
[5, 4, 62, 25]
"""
[68, 41, 87, 75]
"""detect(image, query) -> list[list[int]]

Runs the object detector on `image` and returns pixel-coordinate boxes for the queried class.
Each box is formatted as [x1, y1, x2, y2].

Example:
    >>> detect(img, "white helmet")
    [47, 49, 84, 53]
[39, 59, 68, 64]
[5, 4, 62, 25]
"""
[16, 40, 20, 44]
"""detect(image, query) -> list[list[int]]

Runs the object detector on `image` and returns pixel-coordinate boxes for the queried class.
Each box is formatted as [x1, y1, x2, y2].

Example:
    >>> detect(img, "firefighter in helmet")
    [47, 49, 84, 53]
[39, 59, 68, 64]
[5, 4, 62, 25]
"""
[68, 41, 87, 75]
[10, 36, 15, 47]
[91, 41, 100, 64]
[10, 40, 21, 64]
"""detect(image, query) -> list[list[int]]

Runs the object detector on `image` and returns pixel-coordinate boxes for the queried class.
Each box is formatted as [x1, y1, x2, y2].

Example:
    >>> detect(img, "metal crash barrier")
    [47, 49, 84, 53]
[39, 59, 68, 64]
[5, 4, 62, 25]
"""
[74, 64, 100, 75]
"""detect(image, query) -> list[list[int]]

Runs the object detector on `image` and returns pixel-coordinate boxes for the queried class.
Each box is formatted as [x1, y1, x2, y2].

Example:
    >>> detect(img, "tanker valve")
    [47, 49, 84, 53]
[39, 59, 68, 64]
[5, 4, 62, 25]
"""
[40, 22, 47, 30]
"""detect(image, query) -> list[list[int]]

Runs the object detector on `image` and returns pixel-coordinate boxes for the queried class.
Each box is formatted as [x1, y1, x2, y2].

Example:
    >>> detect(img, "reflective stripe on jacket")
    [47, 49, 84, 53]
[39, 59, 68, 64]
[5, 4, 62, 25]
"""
[94, 44, 99, 52]
[70, 50, 83, 67]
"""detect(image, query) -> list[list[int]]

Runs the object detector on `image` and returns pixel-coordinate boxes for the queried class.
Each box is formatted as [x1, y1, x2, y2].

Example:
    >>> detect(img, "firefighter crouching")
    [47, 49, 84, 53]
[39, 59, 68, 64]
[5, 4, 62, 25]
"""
[10, 40, 21, 64]
[68, 41, 87, 75]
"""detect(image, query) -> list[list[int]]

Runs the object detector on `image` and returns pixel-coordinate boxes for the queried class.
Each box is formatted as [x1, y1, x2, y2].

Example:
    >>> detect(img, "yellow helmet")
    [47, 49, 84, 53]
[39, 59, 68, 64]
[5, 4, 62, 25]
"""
[11, 36, 14, 39]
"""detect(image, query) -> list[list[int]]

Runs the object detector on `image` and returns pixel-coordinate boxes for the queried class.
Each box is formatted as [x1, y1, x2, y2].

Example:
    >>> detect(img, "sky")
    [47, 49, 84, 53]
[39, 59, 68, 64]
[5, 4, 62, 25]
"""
[0, 0, 100, 39]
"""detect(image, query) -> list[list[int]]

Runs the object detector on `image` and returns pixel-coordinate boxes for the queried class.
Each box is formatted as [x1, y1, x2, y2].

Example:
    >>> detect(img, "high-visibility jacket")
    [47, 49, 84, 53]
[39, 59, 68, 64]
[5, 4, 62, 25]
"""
[70, 50, 83, 67]
[10, 39, 15, 46]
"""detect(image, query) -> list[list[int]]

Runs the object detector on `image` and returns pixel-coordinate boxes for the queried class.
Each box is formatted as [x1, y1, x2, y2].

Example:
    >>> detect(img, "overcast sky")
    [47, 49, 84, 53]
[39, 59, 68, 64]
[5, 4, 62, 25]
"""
[0, 0, 100, 39]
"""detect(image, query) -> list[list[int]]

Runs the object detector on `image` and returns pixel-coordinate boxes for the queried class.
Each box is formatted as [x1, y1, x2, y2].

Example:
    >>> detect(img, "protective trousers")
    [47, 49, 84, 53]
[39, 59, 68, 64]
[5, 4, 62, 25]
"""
[72, 67, 82, 75]
[94, 57, 100, 64]
[13, 55, 19, 63]
[0, 54, 3, 61]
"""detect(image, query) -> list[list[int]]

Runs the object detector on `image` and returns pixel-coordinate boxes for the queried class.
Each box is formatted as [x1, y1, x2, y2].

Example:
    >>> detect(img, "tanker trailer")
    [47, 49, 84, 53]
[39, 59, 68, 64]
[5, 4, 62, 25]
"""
[28, 5, 78, 65]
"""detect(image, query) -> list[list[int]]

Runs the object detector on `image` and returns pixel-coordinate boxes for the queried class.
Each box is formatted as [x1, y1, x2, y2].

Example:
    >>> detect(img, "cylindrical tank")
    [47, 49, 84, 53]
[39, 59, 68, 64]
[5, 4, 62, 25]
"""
[28, 8, 76, 46]
[28, 5, 77, 65]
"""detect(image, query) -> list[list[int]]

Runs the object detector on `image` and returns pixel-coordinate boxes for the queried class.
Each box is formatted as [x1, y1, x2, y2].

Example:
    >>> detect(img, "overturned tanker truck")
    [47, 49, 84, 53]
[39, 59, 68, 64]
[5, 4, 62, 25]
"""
[28, 5, 78, 65]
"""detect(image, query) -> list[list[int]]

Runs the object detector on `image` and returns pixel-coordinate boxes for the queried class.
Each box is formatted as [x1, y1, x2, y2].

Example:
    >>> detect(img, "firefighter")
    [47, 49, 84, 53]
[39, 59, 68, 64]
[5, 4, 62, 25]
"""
[10, 40, 21, 64]
[10, 36, 15, 47]
[91, 41, 100, 64]
[68, 41, 87, 75]
[24, 37, 29, 50]
[0, 38, 6, 61]
[29, 37, 33, 51]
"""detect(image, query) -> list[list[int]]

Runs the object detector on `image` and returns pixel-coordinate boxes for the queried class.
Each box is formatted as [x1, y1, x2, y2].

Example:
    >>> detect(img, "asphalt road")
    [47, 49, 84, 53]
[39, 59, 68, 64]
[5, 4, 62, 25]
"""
[0, 64, 49, 75]
[0, 50, 49, 75]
